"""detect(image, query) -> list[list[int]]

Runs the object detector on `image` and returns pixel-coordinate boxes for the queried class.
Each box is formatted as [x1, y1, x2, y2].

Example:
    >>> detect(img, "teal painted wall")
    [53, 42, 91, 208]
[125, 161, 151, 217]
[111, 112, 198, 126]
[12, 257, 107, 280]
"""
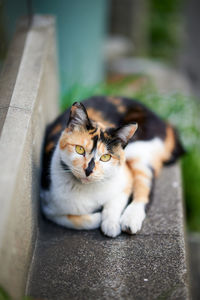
[33, 0, 107, 96]
[4, 0, 108, 97]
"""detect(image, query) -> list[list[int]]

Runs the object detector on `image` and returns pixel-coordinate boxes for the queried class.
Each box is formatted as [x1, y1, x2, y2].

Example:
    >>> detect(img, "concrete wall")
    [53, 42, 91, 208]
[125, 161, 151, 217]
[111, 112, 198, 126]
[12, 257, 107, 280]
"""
[0, 16, 59, 299]
[4, 0, 108, 97]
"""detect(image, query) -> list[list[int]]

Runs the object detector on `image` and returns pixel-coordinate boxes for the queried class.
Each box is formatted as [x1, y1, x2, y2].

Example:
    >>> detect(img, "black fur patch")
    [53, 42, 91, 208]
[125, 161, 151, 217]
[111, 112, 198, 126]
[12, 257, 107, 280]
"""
[89, 127, 98, 135]
[60, 159, 71, 172]
[68, 102, 94, 131]
[99, 129, 120, 152]
[85, 158, 95, 177]
[90, 135, 98, 153]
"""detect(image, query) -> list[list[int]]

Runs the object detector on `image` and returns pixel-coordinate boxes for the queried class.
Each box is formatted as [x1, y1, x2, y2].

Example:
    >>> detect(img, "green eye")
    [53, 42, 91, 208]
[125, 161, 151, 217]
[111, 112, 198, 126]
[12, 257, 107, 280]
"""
[75, 145, 85, 155]
[100, 154, 111, 162]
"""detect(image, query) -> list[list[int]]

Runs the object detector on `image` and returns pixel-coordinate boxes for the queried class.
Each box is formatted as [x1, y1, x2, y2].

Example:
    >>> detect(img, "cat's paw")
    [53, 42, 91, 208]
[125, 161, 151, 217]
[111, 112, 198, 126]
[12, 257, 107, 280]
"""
[120, 202, 146, 234]
[101, 218, 121, 238]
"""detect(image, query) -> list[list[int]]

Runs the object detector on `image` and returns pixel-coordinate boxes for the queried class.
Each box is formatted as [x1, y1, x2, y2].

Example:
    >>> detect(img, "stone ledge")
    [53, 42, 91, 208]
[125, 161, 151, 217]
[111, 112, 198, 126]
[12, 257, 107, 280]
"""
[0, 21, 28, 134]
[0, 15, 59, 299]
[27, 164, 189, 299]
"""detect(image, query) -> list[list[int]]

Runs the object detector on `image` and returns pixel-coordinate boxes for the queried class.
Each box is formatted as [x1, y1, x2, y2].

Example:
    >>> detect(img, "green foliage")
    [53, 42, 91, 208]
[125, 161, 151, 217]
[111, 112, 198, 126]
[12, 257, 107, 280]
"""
[61, 75, 145, 110]
[61, 75, 200, 231]
[148, 0, 182, 61]
[182, 149, 200, 231]
[0, 286, 32, 300]
[0, 286, 10, 300]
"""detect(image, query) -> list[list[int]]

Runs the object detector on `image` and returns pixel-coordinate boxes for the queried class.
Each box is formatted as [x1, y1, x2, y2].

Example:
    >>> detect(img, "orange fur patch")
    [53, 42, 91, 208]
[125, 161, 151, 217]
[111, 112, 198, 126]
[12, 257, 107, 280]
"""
[60, 130, 94, 152]
[83, 158, 87, 170]
[123, 186, 132, 195]
[164, 125, 175, 157]
[126, 124, 138, 140]
[71, 105, 77, 114]
[152, 160, 163, 177]
[151, 125, 176, 176]
[45, 141, 55, 153]
[133, 178, 150, 203]
[86, 107, 115, 128]
[48, 124, 62, 137]
[126, 159, 150, 203]
[122, 163, 133, 195]
[107, 97, 126, 114]
[97, 142, 107, 154]
[72, 158, 82, 167]
[117, 105, 126, 113]
[107, 96, 121, 105]
[59, 132, 68, 149]
[88, 127, 97, 135]
[67, 214, 91, 227]
[126, 160, 150, 179]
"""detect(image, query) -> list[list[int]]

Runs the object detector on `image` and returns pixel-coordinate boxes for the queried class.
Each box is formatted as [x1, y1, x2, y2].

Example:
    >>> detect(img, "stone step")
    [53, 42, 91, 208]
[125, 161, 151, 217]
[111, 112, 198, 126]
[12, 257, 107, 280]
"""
[188, 233, 200, 300]
[27, 164, 189, 300]
[0, 15, 59, 299]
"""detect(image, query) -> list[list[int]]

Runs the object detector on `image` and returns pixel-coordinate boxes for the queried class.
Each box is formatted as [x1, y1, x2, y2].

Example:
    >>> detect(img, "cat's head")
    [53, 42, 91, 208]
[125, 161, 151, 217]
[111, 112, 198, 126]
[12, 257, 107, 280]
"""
[59, 102, 137, 183]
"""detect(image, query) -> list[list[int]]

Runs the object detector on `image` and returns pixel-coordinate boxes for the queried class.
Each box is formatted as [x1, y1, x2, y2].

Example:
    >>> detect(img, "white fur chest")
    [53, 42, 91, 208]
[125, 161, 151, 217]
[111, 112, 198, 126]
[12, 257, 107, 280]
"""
[50, 175, 109, 214]
[46, 145, 129, 216]
[49, 160, 126, 216]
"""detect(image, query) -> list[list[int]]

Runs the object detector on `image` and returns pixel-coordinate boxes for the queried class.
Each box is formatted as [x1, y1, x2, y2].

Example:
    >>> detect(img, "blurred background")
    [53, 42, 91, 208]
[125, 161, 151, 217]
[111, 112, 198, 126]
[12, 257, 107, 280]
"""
[0, 0, 200, 298]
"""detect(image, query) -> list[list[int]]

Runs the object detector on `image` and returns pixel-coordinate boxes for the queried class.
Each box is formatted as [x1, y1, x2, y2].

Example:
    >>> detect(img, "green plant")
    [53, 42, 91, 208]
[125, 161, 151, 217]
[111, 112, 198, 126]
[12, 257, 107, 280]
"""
[0, 286, 10, 300]
[148, 0, 182, 61]
[0, 286, 32, 300]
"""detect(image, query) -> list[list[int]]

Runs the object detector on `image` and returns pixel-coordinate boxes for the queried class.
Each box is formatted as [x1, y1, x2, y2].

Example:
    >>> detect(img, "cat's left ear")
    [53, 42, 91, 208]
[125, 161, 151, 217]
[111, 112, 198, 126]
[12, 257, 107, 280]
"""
[67, 102, 92, 130]
[115, 123, 138, 148]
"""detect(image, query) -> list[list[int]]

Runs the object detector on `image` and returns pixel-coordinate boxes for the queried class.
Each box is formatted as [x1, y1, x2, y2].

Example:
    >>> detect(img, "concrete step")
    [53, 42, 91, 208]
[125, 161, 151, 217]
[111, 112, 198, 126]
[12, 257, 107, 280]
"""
[27, 164, 189, 300]
[188, 233, 200, 300]
[0, 15, 59, 299]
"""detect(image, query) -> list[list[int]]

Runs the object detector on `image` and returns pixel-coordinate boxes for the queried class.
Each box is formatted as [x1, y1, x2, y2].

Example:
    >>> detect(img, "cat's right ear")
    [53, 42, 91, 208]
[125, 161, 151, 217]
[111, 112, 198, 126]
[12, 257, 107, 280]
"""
[67, 102, 93, 130]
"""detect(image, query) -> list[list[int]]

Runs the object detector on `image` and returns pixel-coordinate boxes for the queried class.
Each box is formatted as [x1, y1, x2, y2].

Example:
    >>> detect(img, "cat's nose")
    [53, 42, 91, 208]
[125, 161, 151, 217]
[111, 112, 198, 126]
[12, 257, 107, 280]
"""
[85, 158, 95, 177]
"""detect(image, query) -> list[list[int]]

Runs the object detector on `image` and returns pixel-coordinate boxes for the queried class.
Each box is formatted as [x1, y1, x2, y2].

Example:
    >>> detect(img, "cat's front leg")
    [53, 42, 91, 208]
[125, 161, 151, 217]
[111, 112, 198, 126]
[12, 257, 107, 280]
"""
[101, 195, 128, 238]
[120, 161, 153, 234]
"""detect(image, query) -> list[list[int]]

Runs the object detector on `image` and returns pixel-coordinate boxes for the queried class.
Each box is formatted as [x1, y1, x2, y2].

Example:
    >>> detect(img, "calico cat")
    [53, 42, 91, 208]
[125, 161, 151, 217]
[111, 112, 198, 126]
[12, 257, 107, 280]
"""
[41, 96, 184, 237]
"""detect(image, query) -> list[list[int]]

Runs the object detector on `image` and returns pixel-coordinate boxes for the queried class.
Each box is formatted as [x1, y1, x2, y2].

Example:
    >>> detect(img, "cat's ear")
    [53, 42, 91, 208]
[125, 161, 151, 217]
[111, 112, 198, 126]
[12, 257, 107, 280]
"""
[115, 123, 138, 148]
[67, 102, 92, 130]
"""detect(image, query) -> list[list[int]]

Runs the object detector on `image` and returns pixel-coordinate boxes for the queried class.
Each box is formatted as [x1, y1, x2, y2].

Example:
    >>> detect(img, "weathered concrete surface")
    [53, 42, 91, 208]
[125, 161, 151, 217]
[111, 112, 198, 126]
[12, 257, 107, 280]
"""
[0, 20, 27, 134]
[0, 15, 59, 299]
[27, 164, 189, 300]
[188, 233, 200, 300]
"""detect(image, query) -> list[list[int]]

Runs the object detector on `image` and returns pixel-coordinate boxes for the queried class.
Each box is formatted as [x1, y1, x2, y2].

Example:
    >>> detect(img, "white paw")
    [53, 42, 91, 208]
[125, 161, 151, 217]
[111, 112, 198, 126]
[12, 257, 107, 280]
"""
[101, 218, 121, 238]
[120, 202, 146, 234]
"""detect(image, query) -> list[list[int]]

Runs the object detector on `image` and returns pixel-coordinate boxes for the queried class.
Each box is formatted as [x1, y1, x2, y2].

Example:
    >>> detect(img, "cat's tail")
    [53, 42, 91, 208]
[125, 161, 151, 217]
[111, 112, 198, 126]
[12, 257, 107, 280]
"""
[163, 124, 185, 166]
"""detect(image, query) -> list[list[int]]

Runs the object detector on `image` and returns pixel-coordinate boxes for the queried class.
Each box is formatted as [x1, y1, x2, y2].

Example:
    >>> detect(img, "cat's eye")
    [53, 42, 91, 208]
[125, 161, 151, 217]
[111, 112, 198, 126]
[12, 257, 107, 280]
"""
[100, 154, 111, 162]
[75, 145, 85, 155]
